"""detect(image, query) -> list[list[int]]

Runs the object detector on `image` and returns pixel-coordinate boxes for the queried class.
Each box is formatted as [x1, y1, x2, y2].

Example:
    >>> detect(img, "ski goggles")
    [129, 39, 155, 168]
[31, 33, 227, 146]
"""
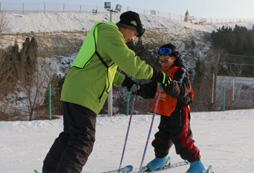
[157, 48, 173, 56]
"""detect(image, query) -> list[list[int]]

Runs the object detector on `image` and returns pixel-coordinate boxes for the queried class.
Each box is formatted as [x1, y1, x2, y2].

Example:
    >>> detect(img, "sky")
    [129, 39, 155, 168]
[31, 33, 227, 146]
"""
[1, 0, 254, 19]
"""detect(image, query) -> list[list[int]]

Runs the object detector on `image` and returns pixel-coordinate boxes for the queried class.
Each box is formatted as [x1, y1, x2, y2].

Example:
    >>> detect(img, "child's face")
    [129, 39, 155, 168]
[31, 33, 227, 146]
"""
[159, 55, 176, 69]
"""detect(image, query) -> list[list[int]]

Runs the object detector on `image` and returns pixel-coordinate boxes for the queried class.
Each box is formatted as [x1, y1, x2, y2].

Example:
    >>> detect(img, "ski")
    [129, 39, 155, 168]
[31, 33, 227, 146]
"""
[206, 165, 213, 173]
[134, 160, 189, 172]
[102, 165, 133, 173]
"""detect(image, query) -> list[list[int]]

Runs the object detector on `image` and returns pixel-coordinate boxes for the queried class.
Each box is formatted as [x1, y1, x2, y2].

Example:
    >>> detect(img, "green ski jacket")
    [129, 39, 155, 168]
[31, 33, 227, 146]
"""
[61, 22, 153, 114]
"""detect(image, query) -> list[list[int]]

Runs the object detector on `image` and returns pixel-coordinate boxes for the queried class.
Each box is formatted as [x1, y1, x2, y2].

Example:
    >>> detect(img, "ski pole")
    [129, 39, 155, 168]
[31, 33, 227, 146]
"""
[126, 91, 130, 115]
[118, 92, 137, 173]
[138, 85, 162, 173]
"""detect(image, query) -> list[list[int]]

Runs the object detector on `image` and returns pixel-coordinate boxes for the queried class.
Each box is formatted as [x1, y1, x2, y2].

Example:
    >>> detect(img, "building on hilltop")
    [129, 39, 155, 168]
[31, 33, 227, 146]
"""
[184, 10, 195, 23]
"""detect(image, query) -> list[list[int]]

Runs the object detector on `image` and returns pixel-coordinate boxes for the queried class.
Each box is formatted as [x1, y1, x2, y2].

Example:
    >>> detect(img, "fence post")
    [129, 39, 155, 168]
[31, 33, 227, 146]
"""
[49, 83, 52, 119]
[63, 3, 65, 13]
[232, 77, 235, 102]
[211, 70, 215, 104]
[0, 2, 2, 13]
[222, 87, 225, 111]
[80, 5, 82, 13]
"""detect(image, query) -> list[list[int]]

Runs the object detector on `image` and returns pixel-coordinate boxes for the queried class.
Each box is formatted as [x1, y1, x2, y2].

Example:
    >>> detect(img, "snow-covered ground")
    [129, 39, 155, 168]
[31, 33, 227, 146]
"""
[3, 12, 254, 34]
[1, 12, 254, 173]
[1, 109, 254, 173]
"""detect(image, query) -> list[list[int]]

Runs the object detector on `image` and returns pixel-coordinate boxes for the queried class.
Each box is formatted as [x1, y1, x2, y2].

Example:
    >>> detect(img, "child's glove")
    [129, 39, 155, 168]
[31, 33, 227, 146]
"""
[151, 69, 172, 87]
[122, 76, 140, 93]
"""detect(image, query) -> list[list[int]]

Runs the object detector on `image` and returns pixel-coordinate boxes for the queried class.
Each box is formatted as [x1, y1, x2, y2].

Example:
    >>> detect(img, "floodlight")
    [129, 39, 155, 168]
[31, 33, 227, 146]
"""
[104, 2, 111, 9]
[115, 4, 122, 12]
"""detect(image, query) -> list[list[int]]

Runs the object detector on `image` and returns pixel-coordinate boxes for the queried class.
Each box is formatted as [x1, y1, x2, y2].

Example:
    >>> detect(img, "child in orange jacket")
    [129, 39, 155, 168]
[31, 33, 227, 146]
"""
[124, 43, 207, 173]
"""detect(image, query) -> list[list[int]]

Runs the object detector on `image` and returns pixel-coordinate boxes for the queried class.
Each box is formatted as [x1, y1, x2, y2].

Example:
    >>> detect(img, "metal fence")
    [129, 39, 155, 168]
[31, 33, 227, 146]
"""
[212, 54, 254, 110]
[1, 2, 254, 25]
[215, 76, 254, 110]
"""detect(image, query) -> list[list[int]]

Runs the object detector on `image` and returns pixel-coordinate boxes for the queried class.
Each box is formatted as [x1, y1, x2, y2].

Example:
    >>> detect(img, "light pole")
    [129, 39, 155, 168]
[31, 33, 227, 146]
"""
[104, 2, 122, 117]
[104, 2, 122, 21]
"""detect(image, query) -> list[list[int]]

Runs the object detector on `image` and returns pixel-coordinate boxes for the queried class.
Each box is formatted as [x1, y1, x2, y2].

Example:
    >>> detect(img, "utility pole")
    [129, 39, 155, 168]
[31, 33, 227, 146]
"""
[107, 9, 114, 117]
[104, 2, 122, 116]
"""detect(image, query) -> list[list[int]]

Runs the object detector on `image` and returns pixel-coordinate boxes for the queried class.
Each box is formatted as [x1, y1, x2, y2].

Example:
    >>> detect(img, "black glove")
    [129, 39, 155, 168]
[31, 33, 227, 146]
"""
[122, 76, 140, 93]
[151, 68, 172, 87]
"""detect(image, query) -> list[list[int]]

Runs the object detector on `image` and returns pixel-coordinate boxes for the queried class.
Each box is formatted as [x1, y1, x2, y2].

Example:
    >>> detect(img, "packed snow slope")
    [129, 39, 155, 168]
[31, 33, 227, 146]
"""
[0, 109, 254, 173]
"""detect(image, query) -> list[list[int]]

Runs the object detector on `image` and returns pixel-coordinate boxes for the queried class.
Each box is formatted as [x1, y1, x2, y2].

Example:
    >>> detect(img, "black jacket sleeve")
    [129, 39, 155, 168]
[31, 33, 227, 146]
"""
[162, 67, 192, 105]
[137, 81, 157, 99]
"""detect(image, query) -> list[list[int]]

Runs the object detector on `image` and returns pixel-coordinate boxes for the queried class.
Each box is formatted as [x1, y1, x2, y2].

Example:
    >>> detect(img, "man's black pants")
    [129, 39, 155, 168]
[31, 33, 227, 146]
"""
[43, 102, 96, 173]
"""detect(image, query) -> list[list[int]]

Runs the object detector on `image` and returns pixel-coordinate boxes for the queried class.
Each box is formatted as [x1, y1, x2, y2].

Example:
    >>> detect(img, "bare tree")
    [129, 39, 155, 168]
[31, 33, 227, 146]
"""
[16, 37, 53, 121]
[18, 59, 52, 121]
[0, 36, 54, 120]
[0, 50, 10, 117]
[0, 44, 20, 119]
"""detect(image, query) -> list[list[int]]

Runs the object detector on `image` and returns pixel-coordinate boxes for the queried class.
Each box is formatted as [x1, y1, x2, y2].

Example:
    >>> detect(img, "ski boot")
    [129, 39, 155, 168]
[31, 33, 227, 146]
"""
[146, 156, 170, 171]
[186, 160, 206, 173]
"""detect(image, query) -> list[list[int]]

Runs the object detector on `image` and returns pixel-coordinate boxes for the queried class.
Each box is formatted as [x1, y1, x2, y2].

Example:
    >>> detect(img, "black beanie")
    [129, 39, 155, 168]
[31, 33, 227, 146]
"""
[117, 11, 145, 37]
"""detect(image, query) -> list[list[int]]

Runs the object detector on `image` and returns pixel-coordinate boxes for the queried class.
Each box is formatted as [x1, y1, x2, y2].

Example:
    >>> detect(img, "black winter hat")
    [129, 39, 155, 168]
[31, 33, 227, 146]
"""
[117, 11, 145, 37]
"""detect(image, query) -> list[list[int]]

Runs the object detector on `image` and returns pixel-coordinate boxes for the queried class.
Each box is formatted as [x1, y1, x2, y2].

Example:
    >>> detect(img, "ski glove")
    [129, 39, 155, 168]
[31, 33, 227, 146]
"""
[122, 76, 140, 93]
[151, 69, 172, 87]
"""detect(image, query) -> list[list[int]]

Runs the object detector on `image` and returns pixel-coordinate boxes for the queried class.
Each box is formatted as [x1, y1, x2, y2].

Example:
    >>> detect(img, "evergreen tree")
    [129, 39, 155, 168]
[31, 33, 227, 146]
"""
[211, 24, 254, 55]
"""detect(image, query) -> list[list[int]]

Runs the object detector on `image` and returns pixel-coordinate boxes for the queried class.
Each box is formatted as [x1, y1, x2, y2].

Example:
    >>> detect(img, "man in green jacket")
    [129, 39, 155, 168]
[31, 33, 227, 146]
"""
[42, 11, 170, 173]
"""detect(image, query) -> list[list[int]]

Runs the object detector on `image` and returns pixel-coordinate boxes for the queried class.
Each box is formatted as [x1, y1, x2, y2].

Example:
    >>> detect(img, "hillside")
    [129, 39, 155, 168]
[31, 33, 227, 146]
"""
[2, 12, 254, 67]
[2, 12, 254, 63]
[0, 12, 254, 118]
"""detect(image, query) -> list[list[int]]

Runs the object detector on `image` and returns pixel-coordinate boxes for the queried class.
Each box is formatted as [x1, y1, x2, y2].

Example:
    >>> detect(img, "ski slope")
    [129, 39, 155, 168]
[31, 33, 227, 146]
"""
[0, 109, 254, 172]
[1, 11, 254, 173]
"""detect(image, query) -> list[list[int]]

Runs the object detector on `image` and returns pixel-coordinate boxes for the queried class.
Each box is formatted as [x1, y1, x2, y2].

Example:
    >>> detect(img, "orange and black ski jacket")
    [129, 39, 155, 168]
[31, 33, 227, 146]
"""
[137, 58, 193, 117]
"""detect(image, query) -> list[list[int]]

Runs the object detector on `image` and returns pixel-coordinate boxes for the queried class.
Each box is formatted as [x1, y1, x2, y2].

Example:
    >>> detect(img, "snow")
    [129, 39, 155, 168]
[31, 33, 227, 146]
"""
[1, 109, 254, 172]
[3, 12, 254, 34]
[1, 11, 254, 173]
